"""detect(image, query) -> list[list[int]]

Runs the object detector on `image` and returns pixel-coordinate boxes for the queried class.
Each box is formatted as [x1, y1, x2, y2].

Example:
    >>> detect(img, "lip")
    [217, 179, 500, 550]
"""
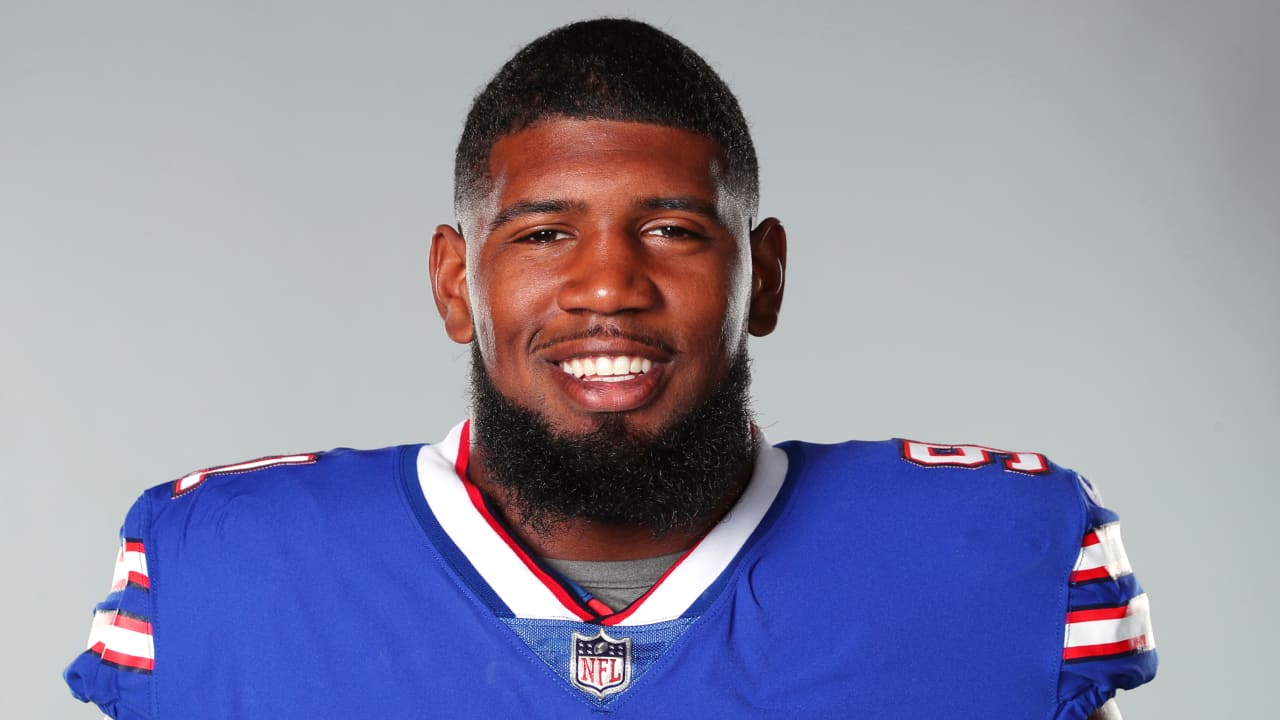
[535, 329, 675, 363]
[537, 335, 672, 413]
[548, 358, 667, 413]
[544, 341, 672, 365]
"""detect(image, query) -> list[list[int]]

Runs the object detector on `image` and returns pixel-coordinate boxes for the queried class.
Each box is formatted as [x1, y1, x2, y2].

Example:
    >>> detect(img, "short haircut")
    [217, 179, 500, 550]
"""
[453, 18, 759, 223]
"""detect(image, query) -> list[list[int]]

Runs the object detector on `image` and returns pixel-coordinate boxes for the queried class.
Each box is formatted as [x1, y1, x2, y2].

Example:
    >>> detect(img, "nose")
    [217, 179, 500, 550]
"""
[556, 229, 659, 316]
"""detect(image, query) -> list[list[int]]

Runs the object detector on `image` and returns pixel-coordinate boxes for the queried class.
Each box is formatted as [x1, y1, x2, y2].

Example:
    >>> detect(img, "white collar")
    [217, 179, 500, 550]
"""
[414, 420, 789, 626]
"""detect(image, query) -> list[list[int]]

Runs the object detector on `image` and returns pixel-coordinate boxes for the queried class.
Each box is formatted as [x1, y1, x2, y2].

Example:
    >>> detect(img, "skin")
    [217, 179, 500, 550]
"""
[430, 118, 787, 560]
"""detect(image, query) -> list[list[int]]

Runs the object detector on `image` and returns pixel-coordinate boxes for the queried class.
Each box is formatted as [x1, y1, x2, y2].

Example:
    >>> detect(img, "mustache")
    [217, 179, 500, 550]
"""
[531, 325, 678, 355]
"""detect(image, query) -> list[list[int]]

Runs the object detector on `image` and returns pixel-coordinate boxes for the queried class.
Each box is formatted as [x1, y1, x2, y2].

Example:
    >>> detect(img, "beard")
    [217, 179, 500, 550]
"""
[468, 342, 757, 537]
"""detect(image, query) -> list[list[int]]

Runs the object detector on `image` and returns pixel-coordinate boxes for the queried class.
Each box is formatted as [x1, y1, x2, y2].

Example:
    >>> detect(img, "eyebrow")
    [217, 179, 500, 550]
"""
[487, 199, 584, 235]
[486, 195, 726, 235]
[639, 196, 725, 227]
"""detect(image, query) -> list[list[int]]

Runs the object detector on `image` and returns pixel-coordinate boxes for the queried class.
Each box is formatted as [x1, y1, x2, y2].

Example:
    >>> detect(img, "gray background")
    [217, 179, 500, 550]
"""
[4, 1, 1276, 716]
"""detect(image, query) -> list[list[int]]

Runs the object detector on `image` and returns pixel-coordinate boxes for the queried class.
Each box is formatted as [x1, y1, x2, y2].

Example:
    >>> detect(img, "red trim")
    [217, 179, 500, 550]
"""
[1069, 567, 1112, 583]
[454, 421, 470, 477]
[90, 642, 155, 672]
[1062, 635, 1151, 661]
[460, 481, 593, 621]
[1066, 605, 1130, 624]
[1002, 452, 1049, 475]
[455, 419, 707, 625]
[111, 571, 151, 592]
[1081, 531, 1100, 547]
[601, 542, 699, 626]
[107, 612, 153, 635]
[902, 441, 992, 468]
[454, 422, 594, 622]
[123, 540, 145, 554]
[900, 440, 1049, 475]
[171, 453, 319, 498]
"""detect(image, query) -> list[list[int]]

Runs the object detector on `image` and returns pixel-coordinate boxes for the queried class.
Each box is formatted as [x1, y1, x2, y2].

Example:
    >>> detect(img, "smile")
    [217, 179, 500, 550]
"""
[559, 355, 654, 382]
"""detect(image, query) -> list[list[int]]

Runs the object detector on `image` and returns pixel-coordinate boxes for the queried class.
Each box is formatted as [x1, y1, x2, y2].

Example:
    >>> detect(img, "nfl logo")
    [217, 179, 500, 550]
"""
[570, 629, 632, 698]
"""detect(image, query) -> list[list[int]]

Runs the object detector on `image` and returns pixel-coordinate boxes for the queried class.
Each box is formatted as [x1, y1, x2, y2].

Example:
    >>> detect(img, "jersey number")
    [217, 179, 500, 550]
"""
[171, 453, 318, 498]
[902, 441, 1048, 475]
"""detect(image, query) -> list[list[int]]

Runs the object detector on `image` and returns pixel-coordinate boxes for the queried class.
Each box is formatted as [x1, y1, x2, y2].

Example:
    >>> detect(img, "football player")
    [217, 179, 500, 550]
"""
[66, 19, 1154, 718]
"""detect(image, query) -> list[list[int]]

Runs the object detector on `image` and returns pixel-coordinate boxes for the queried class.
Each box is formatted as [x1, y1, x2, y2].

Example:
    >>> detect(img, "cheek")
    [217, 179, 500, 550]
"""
[467, 259, 557, 364]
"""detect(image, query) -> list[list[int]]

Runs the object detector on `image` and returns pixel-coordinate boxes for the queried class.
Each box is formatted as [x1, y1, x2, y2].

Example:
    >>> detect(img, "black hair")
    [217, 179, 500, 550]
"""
[453, 18, 759, 220]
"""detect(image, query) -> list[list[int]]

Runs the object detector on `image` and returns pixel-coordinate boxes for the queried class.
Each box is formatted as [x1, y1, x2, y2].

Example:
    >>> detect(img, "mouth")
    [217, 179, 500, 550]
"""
[536, 327, 675, 413]
[558, 355, 655, 383]
[546, 350, 668, 413]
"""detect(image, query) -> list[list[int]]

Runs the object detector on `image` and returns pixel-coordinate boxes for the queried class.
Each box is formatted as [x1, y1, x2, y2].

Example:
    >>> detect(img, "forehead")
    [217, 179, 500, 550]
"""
[481, 119, 727, 217]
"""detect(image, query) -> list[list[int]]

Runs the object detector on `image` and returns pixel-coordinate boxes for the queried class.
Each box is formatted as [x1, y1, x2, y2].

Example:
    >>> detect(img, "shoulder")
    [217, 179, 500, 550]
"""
[132, 444, 423, 546]
[142, 444, 417, 503]
[771, 436, 1103, 566]
[777, 436, 1093, 501]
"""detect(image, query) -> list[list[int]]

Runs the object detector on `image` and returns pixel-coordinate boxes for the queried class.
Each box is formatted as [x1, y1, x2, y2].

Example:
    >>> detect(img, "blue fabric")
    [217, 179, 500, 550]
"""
[65, 438, 1156, 718]
[504, 617, 695, 706]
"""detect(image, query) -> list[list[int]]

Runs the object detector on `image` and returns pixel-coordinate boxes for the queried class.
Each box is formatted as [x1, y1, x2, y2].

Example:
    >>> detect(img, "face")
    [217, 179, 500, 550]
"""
[432, 118, 785, 440]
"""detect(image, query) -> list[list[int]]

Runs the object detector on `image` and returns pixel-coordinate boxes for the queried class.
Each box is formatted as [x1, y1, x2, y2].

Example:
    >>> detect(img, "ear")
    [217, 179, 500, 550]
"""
[429, 224, 475, 344]
[747, 217, 787, 337]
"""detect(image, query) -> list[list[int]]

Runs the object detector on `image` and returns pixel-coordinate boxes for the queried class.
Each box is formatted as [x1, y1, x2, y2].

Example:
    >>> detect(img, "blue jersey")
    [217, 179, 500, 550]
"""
[65, 422, 1156, 718]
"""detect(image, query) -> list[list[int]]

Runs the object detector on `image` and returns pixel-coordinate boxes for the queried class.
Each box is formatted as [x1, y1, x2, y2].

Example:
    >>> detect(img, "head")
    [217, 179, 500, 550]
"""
[430, 19, 786, 535]
[452, 18, 760, 231]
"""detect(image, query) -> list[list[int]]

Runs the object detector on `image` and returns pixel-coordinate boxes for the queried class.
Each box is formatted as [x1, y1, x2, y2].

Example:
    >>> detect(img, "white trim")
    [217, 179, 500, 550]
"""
[175, 454, 315, 494]
[1064, 594, 1155, 650]
[110, 543, 148, 588]
[1075, 523, 1133, 579]
[412, 421, 789, 625]
[87, 611, 154, 659]
[615, 440, 787, 625]
[416, 422, 580, 621]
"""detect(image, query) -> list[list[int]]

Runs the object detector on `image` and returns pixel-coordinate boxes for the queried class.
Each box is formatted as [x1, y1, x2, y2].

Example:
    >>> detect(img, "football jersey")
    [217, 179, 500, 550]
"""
[64, 421, 1156, 718]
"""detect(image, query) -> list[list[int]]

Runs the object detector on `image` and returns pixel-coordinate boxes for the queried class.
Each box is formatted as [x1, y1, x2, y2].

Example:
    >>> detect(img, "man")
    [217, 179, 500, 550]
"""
[65, 19, 1155, 718]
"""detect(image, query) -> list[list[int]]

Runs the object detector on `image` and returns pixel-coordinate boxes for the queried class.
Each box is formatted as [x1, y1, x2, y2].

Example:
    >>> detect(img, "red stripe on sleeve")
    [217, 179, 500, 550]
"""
[1069, 566, 1112, 583]
[111, 571, 150, 592]
[91, 642, 155, 672]
[110, 613, 154, 635]
[1066, 605, 1129, 623]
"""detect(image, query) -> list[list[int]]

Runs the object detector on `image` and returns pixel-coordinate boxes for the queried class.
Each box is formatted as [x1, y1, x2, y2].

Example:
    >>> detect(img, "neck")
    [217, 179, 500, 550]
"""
[466, 445, 752, 561]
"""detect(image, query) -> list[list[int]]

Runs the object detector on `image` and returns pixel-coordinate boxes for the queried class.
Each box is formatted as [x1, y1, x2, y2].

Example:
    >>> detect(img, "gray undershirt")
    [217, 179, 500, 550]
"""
[542, 551, 685, 610]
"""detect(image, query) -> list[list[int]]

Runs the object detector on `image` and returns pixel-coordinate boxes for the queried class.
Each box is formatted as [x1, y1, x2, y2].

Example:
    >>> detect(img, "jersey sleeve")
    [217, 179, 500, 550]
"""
[1055, 474, 1158, 719]
[64, 492, 156, 719]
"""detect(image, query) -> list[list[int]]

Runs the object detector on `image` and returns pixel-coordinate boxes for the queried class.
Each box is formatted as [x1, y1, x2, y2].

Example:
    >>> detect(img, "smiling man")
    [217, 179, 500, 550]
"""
[432, 115, 781, 562]
[65, 19, 1155, 719]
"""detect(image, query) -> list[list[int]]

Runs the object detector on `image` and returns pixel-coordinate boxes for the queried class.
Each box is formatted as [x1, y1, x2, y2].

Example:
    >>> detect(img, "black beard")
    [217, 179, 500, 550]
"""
[468, 343, 756, 537]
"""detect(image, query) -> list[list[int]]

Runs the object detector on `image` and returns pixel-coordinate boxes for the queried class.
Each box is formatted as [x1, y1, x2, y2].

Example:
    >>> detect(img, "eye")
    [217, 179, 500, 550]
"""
[517, 228, 570, 244]
[646, 225, 705, 240]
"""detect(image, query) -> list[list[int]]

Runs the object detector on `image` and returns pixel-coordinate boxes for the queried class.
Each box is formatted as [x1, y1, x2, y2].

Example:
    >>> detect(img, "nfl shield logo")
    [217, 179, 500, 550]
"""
[570, 629, 632, 698]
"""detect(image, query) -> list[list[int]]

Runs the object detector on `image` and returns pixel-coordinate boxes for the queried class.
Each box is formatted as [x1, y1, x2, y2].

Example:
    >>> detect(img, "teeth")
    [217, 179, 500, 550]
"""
[559, 355, 655, 380]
